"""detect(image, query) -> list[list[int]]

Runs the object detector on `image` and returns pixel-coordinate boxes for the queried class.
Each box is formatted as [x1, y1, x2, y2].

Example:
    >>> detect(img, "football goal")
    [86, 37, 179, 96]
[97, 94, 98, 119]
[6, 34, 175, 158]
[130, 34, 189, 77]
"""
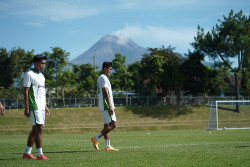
[207, 100, 250, 130]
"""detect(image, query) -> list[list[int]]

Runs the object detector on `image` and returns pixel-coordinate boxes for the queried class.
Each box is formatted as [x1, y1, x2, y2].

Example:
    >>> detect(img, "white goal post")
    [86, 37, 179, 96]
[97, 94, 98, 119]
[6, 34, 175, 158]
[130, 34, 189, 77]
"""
[207, 100, 250, 130]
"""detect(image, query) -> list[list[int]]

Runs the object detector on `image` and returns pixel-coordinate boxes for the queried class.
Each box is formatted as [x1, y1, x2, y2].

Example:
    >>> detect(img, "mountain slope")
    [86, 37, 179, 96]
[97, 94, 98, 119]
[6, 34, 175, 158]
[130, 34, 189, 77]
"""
[71, 34, 148, 69]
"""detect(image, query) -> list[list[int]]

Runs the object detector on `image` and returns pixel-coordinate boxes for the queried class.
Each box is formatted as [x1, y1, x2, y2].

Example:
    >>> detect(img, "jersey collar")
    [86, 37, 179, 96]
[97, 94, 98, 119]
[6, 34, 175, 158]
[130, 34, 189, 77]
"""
[102, 73, 108, 77]
[31, 68, 41, 74]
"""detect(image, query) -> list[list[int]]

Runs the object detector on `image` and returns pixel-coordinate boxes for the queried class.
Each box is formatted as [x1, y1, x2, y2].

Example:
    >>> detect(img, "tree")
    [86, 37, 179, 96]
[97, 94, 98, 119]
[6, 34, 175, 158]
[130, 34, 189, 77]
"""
[140, 52, 164, 95]
[241, 19, 250, 97]
[191, 10, 250, 112]
[0, 48, 11, 89]
[57, 69, 77, 106]
[43, 47, 70, 99]
[140, 46, 184, 101]
[241, 56, 250, 96]
[207, 66, 229, 96]
[0, 47, 33, 89]
[128, 61, 142, 95]
[111, 53, 134, 105]
[181, 51, 209, 95]
[161, 50, 184, 105]
[73, 63, 98, 96]
[111, 53, 134, 92]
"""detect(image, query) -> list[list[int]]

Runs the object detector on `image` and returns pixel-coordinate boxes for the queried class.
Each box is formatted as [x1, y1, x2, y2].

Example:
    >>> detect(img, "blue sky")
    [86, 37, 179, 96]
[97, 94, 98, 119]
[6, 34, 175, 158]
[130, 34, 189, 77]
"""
[0, 0, 249, 61]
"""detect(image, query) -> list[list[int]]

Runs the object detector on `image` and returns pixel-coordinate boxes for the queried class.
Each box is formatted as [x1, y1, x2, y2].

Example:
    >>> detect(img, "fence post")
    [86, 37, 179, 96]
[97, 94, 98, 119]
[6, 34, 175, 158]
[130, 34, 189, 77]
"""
[75, 97, 76, 107]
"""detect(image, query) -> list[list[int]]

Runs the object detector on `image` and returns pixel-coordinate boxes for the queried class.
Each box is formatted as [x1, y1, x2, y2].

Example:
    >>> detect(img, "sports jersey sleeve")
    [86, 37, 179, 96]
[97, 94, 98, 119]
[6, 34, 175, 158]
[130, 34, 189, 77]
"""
[100, 76, 108, 88]
[23, 72, 32, 87]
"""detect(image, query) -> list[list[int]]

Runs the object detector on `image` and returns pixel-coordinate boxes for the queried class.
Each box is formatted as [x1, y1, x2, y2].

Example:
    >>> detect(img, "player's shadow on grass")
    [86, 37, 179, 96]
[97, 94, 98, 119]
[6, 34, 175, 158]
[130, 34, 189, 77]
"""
[0, 158, 17, 161]
[218, 107, 237, 112]
[206, 105, 240, 113]
[0, 150, 94, 161]
[123, 106, 193, 119]
[43, 150, 94, 154]
[235, 145, 250, 148]
[8, 150, 94, 155]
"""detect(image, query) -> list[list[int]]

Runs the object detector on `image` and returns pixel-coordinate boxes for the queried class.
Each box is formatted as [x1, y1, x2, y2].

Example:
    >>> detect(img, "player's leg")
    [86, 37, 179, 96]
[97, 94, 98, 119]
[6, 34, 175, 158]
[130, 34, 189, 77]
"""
[23, 111, 36, 159]
[102, 121, 116, 136]
[27, 127, 35, 147]
[101, 111, 118, 151]
[34, 124, 43, 150]
[102, 110, 117, 133]
[91, 110, 117, 150]
[33, 110, 49, 160]
[23, 128, 36, 159]
[91, 123, 110, 151]
[103, 121, 118, 151]
[33, 124, 48, 160]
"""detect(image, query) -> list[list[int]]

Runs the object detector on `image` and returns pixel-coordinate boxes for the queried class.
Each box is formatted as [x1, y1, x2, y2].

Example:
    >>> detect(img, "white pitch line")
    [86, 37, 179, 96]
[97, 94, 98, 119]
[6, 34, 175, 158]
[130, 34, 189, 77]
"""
[117, 141, 250, 149]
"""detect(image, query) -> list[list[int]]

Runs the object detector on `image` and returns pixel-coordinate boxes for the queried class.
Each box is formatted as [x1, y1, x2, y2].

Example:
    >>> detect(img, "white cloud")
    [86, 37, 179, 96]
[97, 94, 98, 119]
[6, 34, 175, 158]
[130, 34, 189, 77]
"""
[117, 0, 218, 10]
[116, 36, 129, 45]
[113, 25, 197, 53]
[0, 0, 99, 22]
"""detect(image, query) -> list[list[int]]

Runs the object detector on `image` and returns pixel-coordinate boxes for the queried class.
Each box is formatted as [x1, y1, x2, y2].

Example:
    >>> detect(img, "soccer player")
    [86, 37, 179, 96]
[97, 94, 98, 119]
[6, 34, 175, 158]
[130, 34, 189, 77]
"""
[0, 101, 5, 116]
[91, 61, 119, 151]
[22, 54, 50, 160]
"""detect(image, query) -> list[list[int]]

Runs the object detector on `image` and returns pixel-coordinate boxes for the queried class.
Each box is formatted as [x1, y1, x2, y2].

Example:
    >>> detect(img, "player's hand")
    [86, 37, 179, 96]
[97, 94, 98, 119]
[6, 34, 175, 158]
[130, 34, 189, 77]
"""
[0, 105, 5, 116]
[108, 108, 114, 115]
[45, 107, 50, 115]
[24, 108, 30, 117]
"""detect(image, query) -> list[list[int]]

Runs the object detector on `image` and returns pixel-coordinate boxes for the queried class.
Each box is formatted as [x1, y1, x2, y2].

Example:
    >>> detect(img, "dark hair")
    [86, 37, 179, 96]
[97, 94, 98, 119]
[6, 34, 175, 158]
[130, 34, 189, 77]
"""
[33, 54, 47, 62]
[102, 61, 113, 70]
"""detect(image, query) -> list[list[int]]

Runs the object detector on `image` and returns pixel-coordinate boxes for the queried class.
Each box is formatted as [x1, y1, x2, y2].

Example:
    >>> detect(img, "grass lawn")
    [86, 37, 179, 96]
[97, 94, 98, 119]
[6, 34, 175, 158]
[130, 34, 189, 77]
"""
[0, 130, 250, 167]
[0, 106, 250, 166]
[0, 106, 210, 135]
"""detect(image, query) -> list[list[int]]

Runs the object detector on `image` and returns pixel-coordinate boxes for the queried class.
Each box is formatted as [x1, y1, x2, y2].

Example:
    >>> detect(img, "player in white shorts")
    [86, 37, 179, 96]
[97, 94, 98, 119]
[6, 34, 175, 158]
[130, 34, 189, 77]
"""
[91, 61, 118, 151]
[22, 54, 50, 160]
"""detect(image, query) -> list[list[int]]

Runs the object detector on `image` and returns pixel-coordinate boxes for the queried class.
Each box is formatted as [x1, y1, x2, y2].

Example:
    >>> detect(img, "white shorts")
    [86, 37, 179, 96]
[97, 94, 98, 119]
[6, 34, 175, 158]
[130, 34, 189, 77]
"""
[30, 110, 45, 126]
[100, 110, 117, 124]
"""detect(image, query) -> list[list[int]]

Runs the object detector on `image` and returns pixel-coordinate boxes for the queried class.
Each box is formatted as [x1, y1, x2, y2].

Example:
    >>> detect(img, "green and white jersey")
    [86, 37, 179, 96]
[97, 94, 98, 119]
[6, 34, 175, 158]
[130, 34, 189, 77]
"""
[23, 69, 46, 111]
[97, 74, 115, 111]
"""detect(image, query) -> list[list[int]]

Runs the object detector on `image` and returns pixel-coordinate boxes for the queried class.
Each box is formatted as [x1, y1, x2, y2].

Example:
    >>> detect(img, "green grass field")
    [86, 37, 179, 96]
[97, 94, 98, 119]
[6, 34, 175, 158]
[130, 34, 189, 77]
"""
[0, 106, 210, 135]
[0, 106, 250, 166]
[0, 130, 250, 167]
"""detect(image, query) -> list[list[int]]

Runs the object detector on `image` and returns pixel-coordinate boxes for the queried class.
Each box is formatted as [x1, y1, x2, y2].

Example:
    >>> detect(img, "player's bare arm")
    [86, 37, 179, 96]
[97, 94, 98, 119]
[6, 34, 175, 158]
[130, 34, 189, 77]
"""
[23, 87, 30, 117]
[102, 87, 114, 115]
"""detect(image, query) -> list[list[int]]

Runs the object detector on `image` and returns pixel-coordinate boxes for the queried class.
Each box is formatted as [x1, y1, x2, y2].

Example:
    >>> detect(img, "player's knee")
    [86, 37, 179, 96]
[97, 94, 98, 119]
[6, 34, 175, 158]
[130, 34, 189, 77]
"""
[112, 122, 117, 129]
[35, 124, 44, 132]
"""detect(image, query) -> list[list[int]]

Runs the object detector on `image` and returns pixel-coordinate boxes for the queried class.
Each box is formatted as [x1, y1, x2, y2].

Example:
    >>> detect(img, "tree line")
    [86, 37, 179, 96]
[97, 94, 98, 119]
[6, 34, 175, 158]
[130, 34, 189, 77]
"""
[0, 10, 249, 106]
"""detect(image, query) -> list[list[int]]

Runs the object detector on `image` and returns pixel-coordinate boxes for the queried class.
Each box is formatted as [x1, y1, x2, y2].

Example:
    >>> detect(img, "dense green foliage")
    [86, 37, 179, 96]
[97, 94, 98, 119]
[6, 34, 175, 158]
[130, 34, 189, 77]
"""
[0, 10, 249, 100]
[192, 10, 250, 100]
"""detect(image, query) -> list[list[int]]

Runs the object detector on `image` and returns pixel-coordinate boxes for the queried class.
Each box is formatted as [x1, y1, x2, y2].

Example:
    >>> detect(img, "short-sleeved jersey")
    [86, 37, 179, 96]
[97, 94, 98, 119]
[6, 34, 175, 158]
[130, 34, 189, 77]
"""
[23, 69, 46, 111]
[97, 74, 115, 110]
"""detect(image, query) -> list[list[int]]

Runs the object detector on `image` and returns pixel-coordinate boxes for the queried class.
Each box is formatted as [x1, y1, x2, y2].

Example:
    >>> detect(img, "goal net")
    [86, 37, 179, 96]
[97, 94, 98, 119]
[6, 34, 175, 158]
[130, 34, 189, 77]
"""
[207, 100, 250, 130]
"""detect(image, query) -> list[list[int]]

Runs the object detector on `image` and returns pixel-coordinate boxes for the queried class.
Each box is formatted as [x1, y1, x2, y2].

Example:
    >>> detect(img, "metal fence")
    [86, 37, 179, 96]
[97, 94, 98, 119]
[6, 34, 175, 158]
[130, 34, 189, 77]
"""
[1, 96, 249, 109]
